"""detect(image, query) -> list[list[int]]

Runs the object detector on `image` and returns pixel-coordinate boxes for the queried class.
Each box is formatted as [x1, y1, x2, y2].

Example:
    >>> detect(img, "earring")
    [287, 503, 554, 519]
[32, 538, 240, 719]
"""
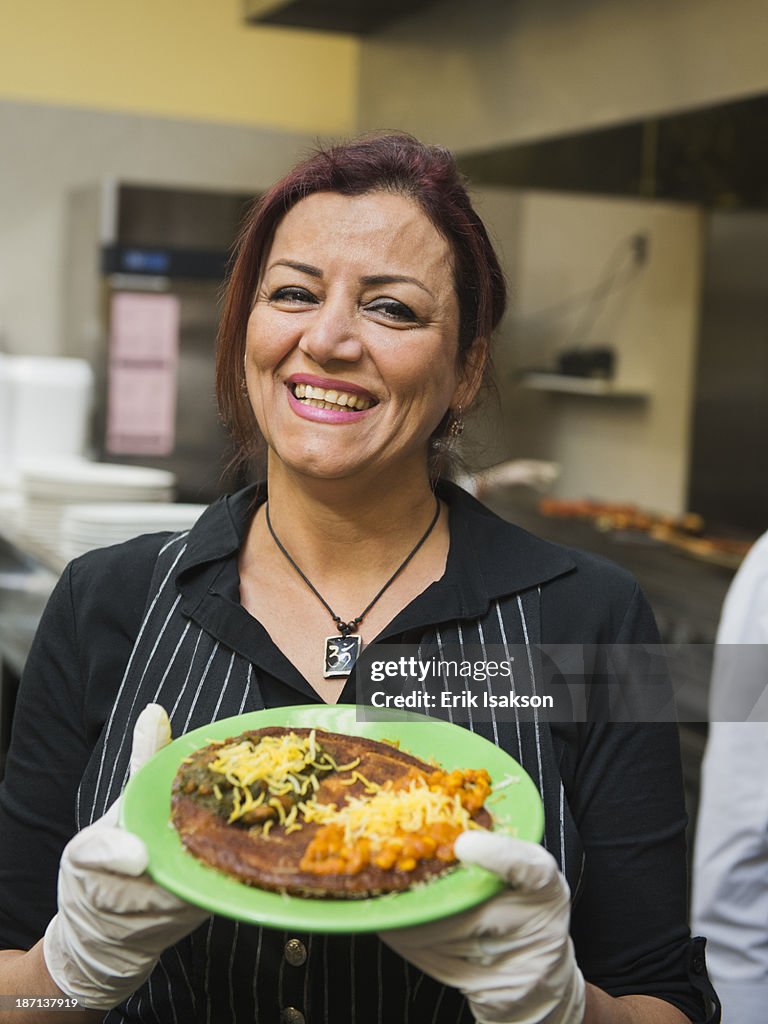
[448, 405, 464, 438]
[240, 375, 248, 395]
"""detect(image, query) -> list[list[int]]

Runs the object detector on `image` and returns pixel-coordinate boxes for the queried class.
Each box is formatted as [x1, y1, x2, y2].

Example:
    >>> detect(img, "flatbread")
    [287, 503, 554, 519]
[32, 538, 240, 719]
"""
[171, 726, 492, 898]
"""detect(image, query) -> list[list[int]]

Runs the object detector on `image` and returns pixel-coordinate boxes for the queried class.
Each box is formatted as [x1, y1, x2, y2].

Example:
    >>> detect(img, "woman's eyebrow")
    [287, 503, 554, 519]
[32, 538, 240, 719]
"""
[360, 274, 434, 298]
[269, 259, 322, 277]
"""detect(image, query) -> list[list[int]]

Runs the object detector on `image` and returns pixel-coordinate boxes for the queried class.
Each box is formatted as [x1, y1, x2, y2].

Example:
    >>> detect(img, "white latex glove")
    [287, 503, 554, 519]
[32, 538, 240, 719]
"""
[43, 704, 210, 1011]
[380, 831, 585, 1024]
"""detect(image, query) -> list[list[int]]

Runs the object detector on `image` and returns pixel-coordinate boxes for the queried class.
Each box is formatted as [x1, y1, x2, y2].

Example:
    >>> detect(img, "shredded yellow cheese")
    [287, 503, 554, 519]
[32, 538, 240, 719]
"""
[208, 730, 338, 824]
[300, 775, 479, 846]
[209, 730, 333, 790]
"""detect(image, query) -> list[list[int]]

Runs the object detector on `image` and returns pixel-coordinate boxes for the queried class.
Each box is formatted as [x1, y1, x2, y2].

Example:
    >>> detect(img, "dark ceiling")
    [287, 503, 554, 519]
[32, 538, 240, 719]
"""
[243, 2, 768, 209]
[457, 94, 768, 208]
[244, 0, 440, 34]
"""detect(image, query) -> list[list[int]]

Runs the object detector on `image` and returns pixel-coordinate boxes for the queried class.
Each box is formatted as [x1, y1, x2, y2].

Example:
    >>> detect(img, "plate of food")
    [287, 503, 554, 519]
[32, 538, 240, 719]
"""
[121, 705, 544, 932]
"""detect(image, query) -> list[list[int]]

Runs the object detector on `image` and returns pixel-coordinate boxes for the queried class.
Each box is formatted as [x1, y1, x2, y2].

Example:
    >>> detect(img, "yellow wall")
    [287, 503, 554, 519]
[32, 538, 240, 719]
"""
[1, 0, 359, 134]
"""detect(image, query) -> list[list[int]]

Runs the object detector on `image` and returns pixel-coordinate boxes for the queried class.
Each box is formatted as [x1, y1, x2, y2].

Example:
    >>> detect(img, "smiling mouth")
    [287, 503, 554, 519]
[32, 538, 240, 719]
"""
[290, 383, 375, 411]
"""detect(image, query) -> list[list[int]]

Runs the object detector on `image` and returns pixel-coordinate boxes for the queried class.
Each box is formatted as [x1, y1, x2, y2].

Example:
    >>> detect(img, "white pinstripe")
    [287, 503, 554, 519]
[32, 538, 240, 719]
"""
[150, 618, 192, 702]
[154, 956, 179, 1024]
[413, 970, 425, 1000]
[211, 651, 236, 722]
[204, 917, 215, 1024]
[453, 995, 467, 1024]
[455, 621, 475, 734]
[172, 944, 197, 1014]
[237, 662, 254, 714]
[277, 930, 286, 1008]
[475, 619, 499, 746]
[143, 960, 162, 1024]
[227, 921, 239, 1021]
[252, 926, 263, 1021]
[303, 933, 314, 1022]
[181, 641, 221, 733]
[417, 640, 431, 715]
[168, 626, 204, 721]
[494, 599, 522, 757]
[517, 593, 544, 802]
[433, 629, 454, 724]
[158, 530, 190, 556]
[430, 984, 447, 1024]
[559, 781, 567, 874]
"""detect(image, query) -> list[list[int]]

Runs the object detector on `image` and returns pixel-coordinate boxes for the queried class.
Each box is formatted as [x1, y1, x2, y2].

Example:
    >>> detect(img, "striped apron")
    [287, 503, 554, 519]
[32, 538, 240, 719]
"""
[76, 531, 582, 1024]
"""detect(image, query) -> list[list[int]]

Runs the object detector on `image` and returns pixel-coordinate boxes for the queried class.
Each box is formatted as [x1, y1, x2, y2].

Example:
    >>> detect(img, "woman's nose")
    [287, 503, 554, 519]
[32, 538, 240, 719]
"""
[297, 299, 363, 365]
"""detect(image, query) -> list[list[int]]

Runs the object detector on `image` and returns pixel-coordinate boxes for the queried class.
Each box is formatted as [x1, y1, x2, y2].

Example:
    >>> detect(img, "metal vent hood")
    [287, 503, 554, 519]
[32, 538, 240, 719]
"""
[244, 0, 439, 35]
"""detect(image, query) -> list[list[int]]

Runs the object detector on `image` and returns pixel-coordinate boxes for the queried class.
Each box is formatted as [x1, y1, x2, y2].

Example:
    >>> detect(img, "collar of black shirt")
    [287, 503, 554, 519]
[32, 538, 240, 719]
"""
[174, 479, 574, 630]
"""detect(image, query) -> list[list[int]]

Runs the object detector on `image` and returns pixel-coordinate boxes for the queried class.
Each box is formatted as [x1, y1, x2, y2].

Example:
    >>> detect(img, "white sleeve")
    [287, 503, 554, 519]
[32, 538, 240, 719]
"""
[692, 532, 768, 1023]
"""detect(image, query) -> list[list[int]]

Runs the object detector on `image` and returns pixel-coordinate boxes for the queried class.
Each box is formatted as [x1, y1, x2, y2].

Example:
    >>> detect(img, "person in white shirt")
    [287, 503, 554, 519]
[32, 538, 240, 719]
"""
[692, 529, 768, 1022]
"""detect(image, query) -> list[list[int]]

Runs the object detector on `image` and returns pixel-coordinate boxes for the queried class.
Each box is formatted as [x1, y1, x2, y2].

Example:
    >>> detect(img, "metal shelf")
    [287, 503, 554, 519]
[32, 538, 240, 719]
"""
[520, 372, 649, 400]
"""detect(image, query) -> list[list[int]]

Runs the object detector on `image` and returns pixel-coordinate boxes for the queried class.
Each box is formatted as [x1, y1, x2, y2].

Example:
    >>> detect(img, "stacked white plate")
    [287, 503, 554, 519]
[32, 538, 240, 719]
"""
[59, 502, 207, 560]
[18, 458, 177, 555]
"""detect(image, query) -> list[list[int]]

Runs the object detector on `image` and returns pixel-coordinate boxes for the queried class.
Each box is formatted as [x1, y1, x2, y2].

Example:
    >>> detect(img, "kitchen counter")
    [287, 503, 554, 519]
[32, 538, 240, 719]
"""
[483, 492, 736, 640]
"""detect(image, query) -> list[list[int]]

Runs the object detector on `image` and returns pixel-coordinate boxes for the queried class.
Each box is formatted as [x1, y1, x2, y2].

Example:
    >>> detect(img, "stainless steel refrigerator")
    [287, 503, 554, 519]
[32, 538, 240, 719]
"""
[63, 181, 256, 502]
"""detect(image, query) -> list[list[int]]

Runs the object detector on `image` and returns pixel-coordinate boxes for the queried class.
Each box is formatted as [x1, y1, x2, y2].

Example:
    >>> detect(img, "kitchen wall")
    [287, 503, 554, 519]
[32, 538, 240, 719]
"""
[1, 0, 358, 134]
[0, 103, 319, 357]
[358, 0, 768, 150]
[467, 187, 704, 515]
[0, 0, 359, 357]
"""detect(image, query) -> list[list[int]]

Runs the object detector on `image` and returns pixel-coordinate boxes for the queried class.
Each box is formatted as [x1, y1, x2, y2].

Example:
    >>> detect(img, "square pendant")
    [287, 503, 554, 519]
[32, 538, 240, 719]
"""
[324, 634, 362, 678]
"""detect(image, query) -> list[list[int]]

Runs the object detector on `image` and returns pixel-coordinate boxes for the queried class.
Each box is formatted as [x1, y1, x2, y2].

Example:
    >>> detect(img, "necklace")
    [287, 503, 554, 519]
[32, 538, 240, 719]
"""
[265, 496, 441, 678]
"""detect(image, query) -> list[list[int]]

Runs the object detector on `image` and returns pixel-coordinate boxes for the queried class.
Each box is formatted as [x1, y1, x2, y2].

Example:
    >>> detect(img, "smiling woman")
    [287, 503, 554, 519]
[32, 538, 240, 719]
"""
[0, 133, 717, 1024]
[243, 190, 465, 486]
[216, 134, 506, 481]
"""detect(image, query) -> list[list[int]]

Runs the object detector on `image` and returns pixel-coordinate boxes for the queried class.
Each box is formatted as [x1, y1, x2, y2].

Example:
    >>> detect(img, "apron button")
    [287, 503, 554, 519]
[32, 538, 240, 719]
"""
[284, 938, 308, 966]
[281, 1008, 305, 1024]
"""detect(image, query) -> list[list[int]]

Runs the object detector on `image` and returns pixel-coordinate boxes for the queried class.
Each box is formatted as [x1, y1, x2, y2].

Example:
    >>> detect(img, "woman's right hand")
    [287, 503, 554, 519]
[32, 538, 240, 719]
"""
[42, 705, 210, 1011]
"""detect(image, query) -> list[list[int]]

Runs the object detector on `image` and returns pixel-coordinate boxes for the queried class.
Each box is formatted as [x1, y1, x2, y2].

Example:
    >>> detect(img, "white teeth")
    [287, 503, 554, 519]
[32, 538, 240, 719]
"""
[291, 383, 372, 411]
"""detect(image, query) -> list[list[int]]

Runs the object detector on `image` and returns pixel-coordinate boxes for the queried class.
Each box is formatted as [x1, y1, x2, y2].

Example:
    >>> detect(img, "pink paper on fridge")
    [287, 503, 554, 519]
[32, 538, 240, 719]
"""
[106, 292, 180, 456]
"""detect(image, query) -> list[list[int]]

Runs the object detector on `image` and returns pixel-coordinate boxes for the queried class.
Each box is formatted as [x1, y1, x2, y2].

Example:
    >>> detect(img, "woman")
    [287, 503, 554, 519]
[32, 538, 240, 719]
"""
[0, 134, 716, 1023]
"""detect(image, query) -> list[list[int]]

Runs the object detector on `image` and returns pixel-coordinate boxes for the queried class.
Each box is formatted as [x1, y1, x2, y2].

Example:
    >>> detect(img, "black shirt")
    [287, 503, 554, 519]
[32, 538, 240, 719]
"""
[0, 483, 707, 1021]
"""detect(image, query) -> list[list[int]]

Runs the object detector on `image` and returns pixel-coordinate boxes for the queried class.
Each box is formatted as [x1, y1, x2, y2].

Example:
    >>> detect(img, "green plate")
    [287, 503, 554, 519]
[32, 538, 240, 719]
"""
[121, 705, 544, 933]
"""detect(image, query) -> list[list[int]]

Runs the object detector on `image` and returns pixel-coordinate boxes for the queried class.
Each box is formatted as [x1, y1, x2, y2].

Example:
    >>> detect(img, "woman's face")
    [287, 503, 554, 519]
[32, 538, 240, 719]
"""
[244, 190, 470, 484]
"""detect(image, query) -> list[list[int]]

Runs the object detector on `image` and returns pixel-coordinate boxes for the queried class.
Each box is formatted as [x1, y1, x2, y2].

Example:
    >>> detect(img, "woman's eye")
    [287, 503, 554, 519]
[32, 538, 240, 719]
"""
[366, 298, 418, 322]
[270, 286, 317, 304]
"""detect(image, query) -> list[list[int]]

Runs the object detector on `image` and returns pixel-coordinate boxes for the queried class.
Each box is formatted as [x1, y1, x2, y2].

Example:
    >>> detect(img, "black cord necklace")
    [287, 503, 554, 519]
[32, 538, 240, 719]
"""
[265, 496, 441, 678]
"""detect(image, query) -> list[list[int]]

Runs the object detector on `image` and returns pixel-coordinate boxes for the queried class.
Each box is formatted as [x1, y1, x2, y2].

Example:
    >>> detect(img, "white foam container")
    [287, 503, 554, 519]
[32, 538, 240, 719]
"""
[9, 356, 94, 464]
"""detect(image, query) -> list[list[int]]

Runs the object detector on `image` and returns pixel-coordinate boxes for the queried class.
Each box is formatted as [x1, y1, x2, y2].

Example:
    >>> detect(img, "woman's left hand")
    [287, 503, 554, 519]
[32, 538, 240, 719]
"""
[379, 831, 585, 1024]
